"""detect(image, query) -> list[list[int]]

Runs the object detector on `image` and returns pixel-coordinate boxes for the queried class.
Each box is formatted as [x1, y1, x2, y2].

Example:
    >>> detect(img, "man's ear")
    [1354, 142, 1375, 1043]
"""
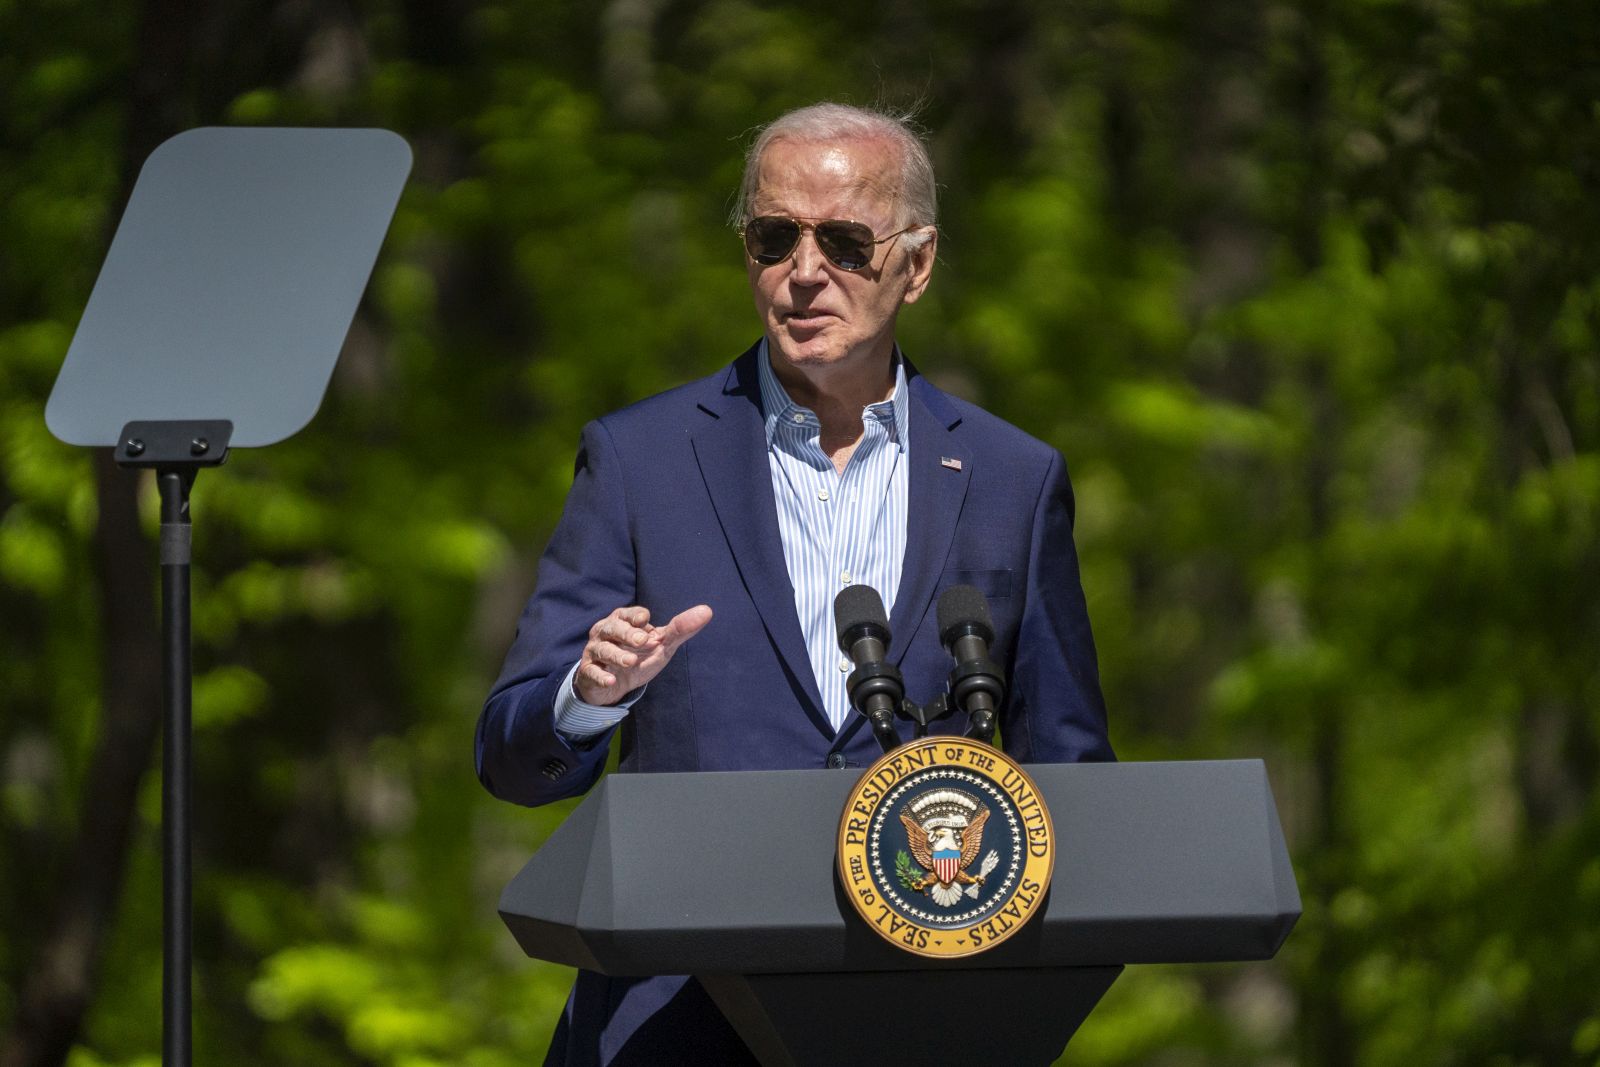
[900, 228, 938, 305]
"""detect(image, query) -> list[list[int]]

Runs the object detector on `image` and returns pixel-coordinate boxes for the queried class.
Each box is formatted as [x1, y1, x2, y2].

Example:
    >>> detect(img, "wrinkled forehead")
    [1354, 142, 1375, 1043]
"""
[751, 137, 903, 220]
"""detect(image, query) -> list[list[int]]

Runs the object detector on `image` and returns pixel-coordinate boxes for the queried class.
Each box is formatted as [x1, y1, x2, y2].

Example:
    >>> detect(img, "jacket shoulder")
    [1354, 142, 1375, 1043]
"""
[589, 357, 749, 446]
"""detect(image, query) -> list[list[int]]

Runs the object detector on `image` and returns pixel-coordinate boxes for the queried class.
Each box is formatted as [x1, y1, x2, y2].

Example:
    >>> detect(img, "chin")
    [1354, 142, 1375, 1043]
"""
[771, 334, 849, 368]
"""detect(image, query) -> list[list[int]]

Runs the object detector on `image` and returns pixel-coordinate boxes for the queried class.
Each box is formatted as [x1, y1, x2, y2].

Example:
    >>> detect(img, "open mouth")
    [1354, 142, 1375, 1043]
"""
[783, 310, 834, 326]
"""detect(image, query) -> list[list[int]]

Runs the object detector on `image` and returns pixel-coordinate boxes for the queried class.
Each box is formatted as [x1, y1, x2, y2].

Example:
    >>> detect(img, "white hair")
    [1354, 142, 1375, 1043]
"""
[731, 102, 938, 249]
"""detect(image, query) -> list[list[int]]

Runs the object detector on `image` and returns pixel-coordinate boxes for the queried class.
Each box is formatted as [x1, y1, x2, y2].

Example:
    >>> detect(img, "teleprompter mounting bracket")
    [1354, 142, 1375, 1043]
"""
[115, 420, 234, 471]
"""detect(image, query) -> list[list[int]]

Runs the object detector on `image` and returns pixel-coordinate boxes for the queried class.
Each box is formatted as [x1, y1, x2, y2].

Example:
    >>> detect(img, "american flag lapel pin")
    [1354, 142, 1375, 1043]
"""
[940, 456, 963, 471]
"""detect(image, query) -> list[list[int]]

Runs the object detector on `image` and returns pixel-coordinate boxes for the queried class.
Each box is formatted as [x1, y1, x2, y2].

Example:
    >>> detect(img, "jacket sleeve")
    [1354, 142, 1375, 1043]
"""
[1004, 448, 1115, 763]
[475, 420, 636, 806]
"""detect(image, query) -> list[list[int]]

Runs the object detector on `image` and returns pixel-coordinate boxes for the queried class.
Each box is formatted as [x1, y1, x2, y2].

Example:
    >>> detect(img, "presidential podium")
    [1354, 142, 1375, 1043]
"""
[499, 760, 1300, 1067]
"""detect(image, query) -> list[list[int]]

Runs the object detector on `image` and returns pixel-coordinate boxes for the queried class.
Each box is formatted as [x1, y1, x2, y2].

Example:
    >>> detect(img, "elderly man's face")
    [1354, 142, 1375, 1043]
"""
[746, 137, 936, 381]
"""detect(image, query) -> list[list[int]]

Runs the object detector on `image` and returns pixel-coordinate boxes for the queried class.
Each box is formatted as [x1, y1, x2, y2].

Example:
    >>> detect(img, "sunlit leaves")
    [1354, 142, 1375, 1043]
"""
[3, 1, 1598, 1065]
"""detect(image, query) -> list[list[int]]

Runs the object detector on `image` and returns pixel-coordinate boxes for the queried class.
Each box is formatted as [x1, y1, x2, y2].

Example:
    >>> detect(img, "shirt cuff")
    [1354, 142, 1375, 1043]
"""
[553, 660, 642, 743]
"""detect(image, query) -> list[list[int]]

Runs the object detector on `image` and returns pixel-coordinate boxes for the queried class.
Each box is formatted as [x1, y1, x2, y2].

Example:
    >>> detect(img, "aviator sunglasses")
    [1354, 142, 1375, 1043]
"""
[741, 215, 918, 271]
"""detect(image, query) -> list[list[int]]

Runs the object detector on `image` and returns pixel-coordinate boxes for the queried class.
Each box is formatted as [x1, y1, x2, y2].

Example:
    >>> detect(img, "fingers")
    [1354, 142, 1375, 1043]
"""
[590, 606, 658, 650]
[658, 604, 713, 651]
[585, 641, 634, 673]
[577, 606, 652, 704]
[576, 603, 713, 705]
[578, 660, 618, 690]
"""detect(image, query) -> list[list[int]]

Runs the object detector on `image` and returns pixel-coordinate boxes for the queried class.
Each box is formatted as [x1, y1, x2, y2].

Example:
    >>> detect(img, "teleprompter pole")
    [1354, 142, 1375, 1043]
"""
[116, 420, 230, 1067]
[158, 470, 192, 1067]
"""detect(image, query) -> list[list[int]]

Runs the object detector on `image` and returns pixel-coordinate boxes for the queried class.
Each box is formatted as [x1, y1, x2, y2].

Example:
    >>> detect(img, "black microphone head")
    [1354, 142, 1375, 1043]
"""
[937, 584, 994, 647]
[834, 584, 890, 652]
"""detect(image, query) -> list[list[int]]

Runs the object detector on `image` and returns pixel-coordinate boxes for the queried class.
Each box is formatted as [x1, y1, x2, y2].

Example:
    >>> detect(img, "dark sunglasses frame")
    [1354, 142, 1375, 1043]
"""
[740, 215, 919, 271]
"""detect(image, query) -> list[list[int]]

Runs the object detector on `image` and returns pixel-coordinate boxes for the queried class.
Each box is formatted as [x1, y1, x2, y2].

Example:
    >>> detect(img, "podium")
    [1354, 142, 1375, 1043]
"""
[500, 760, 1300, 1066]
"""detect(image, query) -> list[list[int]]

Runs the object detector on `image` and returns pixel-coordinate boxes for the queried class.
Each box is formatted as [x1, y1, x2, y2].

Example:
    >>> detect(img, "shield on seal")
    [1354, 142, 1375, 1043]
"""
[933, 849, 960, 885]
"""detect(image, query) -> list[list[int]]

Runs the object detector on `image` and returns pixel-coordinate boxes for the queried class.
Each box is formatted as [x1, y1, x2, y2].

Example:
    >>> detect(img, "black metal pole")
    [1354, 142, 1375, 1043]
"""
[158, 470, 192, 1067]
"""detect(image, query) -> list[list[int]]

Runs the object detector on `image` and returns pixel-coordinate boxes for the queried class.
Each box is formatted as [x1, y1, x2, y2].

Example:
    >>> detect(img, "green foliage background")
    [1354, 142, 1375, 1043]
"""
[2, 0, 1598, 1063]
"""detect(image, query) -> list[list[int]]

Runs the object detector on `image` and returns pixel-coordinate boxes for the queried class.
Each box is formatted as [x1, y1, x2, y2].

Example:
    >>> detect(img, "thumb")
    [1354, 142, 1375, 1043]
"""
[658, 604, 713, 650]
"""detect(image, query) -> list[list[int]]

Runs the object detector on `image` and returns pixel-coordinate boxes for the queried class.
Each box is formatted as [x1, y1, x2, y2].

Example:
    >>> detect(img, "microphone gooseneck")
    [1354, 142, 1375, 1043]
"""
[937, 584, 1005, 744]
[834, 585, 904, 754]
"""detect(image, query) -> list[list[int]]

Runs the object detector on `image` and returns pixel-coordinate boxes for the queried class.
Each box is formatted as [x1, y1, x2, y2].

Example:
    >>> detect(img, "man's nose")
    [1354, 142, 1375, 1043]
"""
[789, 230, 828, 283]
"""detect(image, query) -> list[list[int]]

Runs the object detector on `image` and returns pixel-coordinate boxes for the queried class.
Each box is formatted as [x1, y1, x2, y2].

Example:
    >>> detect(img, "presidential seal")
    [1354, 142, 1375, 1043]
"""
[836, 736, 1054, 958]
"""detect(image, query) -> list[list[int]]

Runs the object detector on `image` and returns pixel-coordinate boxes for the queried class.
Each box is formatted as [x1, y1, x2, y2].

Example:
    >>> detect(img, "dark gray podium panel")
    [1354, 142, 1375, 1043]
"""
[499, 760, 1299, 975]
[700, 966, 1122, 1067]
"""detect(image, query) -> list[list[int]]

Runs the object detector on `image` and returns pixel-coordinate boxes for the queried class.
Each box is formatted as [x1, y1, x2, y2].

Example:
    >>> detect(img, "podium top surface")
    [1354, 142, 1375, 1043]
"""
[46, 127, 411, 448]
[499, 759, 1301, 975]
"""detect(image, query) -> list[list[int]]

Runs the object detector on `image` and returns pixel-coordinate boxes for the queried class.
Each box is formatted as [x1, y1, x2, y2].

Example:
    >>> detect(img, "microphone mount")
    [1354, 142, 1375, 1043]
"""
[833, 584, 1008, 753]
[937, 585, 1006, 745]
[834, 585, 904, 754]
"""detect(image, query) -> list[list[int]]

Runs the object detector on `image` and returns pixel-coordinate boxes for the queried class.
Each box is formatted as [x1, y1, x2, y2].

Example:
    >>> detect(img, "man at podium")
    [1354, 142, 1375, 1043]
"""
[477, 102, 1114, 1066]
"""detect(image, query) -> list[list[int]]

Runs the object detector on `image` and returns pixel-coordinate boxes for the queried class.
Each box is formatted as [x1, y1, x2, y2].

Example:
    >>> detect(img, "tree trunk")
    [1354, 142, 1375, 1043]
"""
[1, 464, 163, 1067]
[1279, 4, 1355, 1063]
[1, 2, 193, 1062]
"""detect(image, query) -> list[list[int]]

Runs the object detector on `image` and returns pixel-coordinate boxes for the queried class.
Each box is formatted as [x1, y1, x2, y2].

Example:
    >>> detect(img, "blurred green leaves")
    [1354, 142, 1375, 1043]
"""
[2, 0, 1598, 1065]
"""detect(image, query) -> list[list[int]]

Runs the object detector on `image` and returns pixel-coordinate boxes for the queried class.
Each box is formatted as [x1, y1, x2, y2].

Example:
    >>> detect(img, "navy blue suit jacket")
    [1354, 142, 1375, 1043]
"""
[477, 346, 1112, 1064]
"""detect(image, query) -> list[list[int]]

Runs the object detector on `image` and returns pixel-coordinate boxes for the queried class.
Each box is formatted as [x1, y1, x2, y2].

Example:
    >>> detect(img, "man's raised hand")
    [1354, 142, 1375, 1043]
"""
[574, 604, 713, 706]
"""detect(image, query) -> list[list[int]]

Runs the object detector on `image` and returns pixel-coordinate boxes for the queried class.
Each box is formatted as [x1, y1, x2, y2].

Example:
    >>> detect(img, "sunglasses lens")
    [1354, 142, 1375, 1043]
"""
[816, 221, 876, 270]
[744, 217, 801, 264]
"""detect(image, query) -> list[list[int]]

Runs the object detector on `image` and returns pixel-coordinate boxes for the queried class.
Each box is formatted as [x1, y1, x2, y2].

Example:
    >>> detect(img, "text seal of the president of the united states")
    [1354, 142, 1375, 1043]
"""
[837, 736, 1055, 958]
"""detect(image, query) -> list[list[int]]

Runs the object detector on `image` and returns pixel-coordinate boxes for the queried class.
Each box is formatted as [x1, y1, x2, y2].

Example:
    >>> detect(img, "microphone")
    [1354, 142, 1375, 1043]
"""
[834, 585, 904, 754]
[937, 585, 1006, 744]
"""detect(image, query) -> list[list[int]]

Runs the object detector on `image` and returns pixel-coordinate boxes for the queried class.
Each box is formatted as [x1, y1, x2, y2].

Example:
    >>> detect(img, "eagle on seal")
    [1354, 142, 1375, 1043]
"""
[900, 788, 993, 907]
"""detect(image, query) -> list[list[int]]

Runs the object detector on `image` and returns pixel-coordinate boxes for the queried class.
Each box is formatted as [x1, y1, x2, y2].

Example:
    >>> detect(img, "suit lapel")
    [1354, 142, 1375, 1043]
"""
[889, 371, 970, 665]
[691, 350, 830, 729]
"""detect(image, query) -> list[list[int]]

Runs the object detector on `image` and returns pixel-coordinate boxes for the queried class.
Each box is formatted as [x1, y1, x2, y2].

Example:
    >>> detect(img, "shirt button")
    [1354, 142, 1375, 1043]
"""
[817, 488, 830, 501]
[840, 570, 852, 583]
[838, 658, 850, 673]
[790, 412, 805, 424]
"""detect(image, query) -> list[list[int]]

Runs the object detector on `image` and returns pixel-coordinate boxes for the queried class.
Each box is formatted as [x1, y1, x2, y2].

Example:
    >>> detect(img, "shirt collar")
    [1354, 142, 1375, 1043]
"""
[757, 337, 909, 449]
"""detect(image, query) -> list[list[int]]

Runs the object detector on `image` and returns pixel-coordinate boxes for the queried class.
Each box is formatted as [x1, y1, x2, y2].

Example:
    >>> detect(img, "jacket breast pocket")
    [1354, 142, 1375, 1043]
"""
[939, 568, 1012, 601]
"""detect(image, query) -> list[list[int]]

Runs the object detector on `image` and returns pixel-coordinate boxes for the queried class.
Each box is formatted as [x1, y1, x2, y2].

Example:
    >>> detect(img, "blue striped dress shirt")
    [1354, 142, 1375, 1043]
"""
[553, 340, 910, 738]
